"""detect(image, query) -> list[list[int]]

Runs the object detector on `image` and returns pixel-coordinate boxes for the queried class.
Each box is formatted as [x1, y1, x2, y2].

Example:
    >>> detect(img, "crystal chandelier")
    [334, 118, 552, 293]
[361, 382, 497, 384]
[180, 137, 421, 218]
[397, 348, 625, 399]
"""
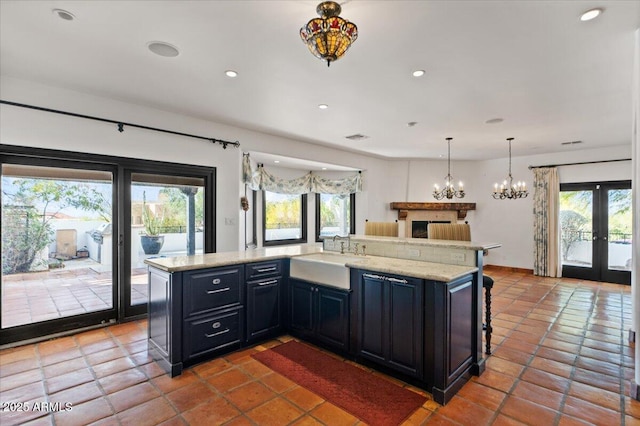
[433, 138, 465, 200]
[492, 138, 528, 200]
[300, 1, 358, 67]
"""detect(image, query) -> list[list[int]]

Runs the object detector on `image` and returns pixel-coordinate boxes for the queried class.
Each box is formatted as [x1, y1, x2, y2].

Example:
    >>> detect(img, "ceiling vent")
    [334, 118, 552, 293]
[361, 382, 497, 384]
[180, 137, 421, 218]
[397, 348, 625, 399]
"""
[345, 133, 369, 141]
[561, 140, 583, 145]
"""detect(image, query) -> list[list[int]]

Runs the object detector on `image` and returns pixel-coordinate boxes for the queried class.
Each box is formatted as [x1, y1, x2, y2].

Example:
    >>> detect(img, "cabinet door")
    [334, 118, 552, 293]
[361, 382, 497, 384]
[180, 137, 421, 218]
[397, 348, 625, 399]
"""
[289, 279, 315, 337]
[388, 278, 423, 377]
[358, 273, 387, 363]
[316, 287, 350, 351]
[246, 277, 281, 342]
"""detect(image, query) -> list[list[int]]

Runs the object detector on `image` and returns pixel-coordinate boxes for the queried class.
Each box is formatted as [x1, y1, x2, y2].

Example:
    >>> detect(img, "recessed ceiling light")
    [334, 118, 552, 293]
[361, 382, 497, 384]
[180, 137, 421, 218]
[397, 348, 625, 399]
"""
[485, 118, 504, 124]
[318, 104, 329, 110]
[580, 8, 603, 21]
[147, 41, 180, 58]
[412, 70, 425, 77]
[52, 8, 75, 21]
[274, 160, 280, 163]
[225, 70, 238, 78]
[322, 167, 327, 170]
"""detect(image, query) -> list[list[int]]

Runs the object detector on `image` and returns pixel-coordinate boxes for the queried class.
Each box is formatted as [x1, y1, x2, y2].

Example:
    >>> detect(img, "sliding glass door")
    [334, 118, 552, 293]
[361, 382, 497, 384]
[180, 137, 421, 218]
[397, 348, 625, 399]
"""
[124, 171, 208, 317]
[1, 158, 118, 342]
[0, 145, 216, 344]
[560, 181, 631, 284]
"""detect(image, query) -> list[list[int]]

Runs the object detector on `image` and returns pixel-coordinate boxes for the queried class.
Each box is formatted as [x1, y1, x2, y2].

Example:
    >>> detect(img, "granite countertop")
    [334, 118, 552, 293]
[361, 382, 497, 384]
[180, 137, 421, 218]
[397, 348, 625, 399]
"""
[144, 244, 324, 272]
[347, 234, 501, 251]
[145, 244, 478, 282]
[343, 256, 477, 282]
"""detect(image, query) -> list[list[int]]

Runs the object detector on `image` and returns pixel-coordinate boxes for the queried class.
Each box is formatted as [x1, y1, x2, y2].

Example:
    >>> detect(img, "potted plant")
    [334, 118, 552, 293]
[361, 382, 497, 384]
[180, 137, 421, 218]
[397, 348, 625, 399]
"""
[140, 192, 164, 255]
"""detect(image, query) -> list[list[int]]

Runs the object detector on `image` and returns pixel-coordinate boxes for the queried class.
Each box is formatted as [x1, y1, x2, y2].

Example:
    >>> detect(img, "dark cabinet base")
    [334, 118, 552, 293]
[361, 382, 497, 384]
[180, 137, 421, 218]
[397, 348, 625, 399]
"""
[288, 278, 351, 354]
[148, 260, 484, 404]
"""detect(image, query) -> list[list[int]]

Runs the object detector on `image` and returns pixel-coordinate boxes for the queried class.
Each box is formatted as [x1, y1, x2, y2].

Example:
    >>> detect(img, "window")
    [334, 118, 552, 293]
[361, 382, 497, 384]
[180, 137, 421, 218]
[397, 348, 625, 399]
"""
[315, 193, 355, 242]
[263, 191, 307, 245]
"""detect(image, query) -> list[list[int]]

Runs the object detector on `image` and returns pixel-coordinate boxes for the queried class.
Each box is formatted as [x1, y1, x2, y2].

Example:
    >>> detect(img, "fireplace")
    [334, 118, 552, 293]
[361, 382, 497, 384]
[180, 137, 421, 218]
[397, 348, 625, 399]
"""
[389, 202, 476, 238]
[411, 220, 451, 238]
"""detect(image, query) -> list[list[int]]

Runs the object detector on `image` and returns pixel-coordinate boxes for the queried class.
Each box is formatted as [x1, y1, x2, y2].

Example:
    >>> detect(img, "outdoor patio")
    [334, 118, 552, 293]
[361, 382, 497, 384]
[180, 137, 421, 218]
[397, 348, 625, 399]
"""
[1, 258, 147, 329]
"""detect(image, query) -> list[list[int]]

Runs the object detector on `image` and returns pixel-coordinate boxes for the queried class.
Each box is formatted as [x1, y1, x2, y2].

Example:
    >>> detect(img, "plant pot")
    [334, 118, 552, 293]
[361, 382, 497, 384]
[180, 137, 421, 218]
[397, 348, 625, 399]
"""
[141, 235, 164, 255]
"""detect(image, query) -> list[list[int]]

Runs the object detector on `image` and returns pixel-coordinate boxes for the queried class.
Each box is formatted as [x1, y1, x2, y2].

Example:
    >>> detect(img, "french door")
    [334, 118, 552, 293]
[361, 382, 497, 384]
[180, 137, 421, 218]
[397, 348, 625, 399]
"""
[560, 181, 631, 284]
[1, 145, 215, 344]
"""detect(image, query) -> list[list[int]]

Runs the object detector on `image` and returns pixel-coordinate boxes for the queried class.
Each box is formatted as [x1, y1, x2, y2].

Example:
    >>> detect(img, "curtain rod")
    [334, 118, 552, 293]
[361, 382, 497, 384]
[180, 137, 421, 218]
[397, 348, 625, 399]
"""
[0, 100, 240, 149]
[528, 158, 630, 169]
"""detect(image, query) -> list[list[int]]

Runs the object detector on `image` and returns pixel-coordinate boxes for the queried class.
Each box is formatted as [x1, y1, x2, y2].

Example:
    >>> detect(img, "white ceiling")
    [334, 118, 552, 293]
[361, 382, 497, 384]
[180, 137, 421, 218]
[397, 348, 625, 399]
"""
[1, 1, 638, 163]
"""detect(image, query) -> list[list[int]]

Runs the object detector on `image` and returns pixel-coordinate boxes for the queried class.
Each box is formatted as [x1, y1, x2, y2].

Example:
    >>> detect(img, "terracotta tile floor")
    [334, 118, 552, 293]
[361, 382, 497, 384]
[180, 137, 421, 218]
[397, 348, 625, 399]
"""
[1, 264, 148, 328]
[1, 269, 639, 425]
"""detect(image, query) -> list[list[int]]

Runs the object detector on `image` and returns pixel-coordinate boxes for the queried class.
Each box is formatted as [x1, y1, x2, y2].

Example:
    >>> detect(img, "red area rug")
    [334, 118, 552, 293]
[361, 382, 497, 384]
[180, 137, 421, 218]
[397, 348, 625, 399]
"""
[252, 340, 427, 426]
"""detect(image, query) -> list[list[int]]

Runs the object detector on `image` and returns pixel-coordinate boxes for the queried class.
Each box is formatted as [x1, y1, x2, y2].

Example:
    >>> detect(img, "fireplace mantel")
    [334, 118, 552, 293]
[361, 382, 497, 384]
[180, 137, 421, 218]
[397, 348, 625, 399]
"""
[390, 202, 477, 220]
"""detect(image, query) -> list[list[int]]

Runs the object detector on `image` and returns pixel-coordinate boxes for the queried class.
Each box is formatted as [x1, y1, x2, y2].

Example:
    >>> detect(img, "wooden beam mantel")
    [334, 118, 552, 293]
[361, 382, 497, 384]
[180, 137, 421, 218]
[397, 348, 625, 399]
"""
[390, 202, 477, 220]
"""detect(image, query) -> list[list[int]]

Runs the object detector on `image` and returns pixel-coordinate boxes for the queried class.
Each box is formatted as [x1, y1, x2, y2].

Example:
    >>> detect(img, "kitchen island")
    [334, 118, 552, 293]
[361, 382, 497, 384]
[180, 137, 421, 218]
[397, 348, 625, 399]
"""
[145, 236, 499, 404]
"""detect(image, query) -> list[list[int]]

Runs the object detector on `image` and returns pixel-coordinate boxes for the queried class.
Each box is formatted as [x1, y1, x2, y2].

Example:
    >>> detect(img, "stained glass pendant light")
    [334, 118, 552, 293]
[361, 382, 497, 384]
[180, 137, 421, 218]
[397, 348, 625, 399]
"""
[300, 1, 358, 67]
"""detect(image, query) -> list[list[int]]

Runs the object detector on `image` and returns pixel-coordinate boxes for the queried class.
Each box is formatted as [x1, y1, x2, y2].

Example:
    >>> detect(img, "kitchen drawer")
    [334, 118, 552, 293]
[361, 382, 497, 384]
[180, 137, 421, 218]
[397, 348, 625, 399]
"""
[184, 267, 243, 317]
[184, 308, 243, 360]
[246, 260, 282, 280]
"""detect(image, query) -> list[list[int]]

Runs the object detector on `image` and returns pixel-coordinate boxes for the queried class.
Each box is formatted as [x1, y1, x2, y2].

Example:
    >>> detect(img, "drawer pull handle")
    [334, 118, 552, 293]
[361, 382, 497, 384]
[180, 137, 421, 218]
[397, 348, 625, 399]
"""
[205, 329, 230, 338]
[258, 279, 278, 286]
[257, 267, 277, 273]
[212, 322, 221, 329]
[207, 287, 230, 294]
[363, 273, 408, 284]
[363, 273, 385, 280]
[212, 278, 221, 285]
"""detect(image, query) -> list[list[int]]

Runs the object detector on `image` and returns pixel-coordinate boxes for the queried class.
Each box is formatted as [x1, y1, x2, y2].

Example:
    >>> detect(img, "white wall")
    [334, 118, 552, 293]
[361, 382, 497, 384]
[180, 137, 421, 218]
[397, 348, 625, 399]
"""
[383, 146, 631, 270]
[0, 76, 402, 252]
[464, 146, 631, 269]
[1, 76, 632, 268]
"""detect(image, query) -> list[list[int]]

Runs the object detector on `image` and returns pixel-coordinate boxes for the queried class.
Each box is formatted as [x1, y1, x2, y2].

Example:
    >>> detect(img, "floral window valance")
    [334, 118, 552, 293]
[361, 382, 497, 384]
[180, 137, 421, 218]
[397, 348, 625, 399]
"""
[242, 153, 362, 196]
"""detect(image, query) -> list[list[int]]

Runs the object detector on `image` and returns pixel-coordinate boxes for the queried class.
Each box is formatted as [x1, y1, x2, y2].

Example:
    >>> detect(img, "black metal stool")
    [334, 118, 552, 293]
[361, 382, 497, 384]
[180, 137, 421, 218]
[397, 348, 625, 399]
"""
[482, 275, 494, 355]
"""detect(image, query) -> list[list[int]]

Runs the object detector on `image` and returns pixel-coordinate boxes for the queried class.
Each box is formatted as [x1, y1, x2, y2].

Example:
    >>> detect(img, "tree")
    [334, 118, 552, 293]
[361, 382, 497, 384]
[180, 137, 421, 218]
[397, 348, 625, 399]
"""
[2, 178, 111, 274]
[2, 205, 51, 274]
[158, 187, 203, 231]
[559, 210, 588, 260]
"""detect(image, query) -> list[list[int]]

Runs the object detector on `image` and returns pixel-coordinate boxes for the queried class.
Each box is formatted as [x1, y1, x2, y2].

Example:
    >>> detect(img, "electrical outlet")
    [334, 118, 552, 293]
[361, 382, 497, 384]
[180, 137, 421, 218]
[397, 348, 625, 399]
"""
[407, 248, 420, 258]
[450, 252, 465, 262]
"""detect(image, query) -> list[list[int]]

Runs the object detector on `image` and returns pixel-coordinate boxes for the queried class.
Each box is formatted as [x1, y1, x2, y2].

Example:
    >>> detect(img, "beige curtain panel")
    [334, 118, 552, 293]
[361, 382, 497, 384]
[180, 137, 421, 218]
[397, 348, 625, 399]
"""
[532, 167, 561, 277]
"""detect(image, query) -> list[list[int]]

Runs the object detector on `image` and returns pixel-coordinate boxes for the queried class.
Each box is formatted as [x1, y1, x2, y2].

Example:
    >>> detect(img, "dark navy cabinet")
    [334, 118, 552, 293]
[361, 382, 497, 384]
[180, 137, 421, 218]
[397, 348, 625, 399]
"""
[353, 268, 479, 405]
[148, 255, 481, 405]
[356, 271, 423, 378]
[182, 266, 244, 364]
[246, 260, 284, 343]
[289, 278, 350, 352]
